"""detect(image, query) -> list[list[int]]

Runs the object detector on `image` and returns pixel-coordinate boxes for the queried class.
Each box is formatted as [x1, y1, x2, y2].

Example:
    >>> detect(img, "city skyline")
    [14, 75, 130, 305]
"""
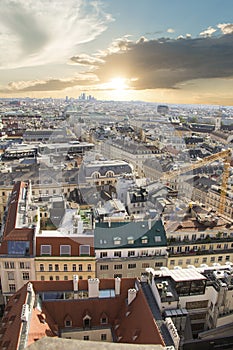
[0, 0, 233, 105]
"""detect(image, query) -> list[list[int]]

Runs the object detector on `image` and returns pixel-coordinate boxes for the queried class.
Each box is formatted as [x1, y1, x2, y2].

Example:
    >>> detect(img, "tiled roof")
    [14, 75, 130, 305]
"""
[0, 279, 166, 348]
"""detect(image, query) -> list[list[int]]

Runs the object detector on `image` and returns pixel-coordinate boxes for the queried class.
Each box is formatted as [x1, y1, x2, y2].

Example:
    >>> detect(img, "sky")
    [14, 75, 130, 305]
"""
[0, 0, 233, 105]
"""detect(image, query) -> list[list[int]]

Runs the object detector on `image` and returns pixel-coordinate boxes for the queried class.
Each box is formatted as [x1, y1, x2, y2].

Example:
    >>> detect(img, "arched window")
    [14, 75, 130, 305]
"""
[106, 171, 114, 177]
[92, 172, 100, 179]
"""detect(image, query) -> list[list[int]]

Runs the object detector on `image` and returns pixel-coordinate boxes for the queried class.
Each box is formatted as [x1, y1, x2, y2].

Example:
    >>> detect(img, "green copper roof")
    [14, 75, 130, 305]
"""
[94, 219, 167, 249]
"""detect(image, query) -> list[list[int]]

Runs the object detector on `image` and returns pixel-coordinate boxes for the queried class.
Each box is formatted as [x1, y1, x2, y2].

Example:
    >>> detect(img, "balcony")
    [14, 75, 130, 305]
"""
[169, 248, 233, 257]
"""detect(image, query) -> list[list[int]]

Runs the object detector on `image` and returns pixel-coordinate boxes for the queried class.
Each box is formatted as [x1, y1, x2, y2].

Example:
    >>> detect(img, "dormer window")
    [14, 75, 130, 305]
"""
[64, 314, 72, 328]
[100, 312, 108, 325]
[141, 236, 148, 244]
[127, 237, 134, 244]
[114, 237, 121, 245]
[65, 320, 72, 327]
[83, 314, 91, 328]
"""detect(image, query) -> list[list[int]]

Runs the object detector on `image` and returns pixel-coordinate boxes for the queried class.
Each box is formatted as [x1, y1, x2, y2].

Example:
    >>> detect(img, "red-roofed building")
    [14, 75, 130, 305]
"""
[0, 277, 176, 350]
[0, 181, 37, 303]
[0, 181, 96, 305]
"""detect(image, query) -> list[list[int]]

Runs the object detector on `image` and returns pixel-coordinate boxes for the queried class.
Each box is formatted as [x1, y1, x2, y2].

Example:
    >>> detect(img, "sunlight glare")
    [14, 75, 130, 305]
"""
[109, 77, 128, 90]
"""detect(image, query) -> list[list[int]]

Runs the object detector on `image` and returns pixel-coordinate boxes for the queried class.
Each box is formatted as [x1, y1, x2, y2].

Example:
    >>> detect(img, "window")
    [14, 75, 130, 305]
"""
[49, 264, 53, 271]
[72, 264, 76, 271]
[65, 319, 72, 327]
[87, 264, 92, 271]
[64, 276, 68, 280]
[100, 265, 108, 270]
[101, 334, 107, 341]
[8, 241, 30, 256]
[141, 236, 148, 244]
[114, 264, 122, 270]
[83, 336, 89, 341]
[80, 245, 90, 256]
[64, 264, 68, 271]
[7, 272, 14, 280]
[226, 255, 230, 261]
[202, 258, 207, 263]
[128, 263, 136, 269]
[49, 276, 53, 281]
[127, 237, 134, 244]
[142, 263, 149, 268]
[79, 264, 83, 271]
[55, 276, 60, 281]
[4, 262, 15, 269]
[60, 245, 71, 256]
[9, 284, 16, 292]
[218, 256, 223, 262]
[114, 251, 121, 257]
[40, 245, 51, 256]
[128, 251, 135, 257]
[114, 237, 121, 245]
[22, 262, 30, 269]
[55, 264, 59, 271]
[155, 262, 163, 267]
[154, 236, 161, 242]
[178, 260, 183, 266]
[100, 316, 108, 324]
[40, 264, 44, 272]
[22, 272, 30, 280]
[100, 252, 107, 258]
[186, 259, 191, 265]
[210, 256, 215, 262]
[194, 258, 199, 264]
[170, 260, 175, 266]
[41, 276, 45, 281]
[217, 244, 221, 249]
[114, 273, 122, 278]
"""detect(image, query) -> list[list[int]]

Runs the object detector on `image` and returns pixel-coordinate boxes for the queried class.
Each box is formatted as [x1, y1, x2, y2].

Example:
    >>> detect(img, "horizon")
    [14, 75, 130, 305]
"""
[0, 0, 233, 106]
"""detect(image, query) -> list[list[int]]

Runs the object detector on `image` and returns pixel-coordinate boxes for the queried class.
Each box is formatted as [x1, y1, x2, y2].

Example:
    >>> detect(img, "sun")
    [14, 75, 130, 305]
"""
[109, 77, 128, 91]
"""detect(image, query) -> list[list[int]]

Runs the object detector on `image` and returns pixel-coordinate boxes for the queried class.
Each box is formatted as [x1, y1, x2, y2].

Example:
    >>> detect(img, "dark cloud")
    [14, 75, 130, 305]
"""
[70, 54, 104, 66]
[93, 34, 233, 89]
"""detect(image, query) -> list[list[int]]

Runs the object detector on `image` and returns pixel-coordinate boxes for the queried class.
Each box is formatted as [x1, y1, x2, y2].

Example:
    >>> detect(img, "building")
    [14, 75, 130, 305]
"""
[95, 219, 168, 279]
[0, 182, 96, 304]
[146, 263, 233, 348]
[0, 277, 177, 349]
[0, 181, 38, 303]
[165, 205, 233, 269]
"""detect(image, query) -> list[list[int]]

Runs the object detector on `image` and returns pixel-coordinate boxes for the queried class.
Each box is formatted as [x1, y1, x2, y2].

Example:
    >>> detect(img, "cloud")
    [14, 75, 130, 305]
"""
[217, 23, 233, 34]
[91, 33, 233, 90]
[167, 28, 175, 33]
[0, 0, 113, 69]
[70, 54, 104, 66]
[1, 74, 98, 92]
[200, 26, 217, 37]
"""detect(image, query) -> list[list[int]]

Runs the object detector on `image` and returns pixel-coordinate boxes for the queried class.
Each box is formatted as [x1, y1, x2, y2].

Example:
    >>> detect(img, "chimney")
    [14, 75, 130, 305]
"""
[148, 218, 152, 230]
[128, 288, 137, 305]
[73, 275, 79, 298]
[115, 277, 121, 296]
[88, 278, 100, 298]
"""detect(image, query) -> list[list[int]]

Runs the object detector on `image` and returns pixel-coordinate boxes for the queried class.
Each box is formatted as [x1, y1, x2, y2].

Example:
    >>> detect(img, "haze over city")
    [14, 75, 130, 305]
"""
[0, 0, 233, 105]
